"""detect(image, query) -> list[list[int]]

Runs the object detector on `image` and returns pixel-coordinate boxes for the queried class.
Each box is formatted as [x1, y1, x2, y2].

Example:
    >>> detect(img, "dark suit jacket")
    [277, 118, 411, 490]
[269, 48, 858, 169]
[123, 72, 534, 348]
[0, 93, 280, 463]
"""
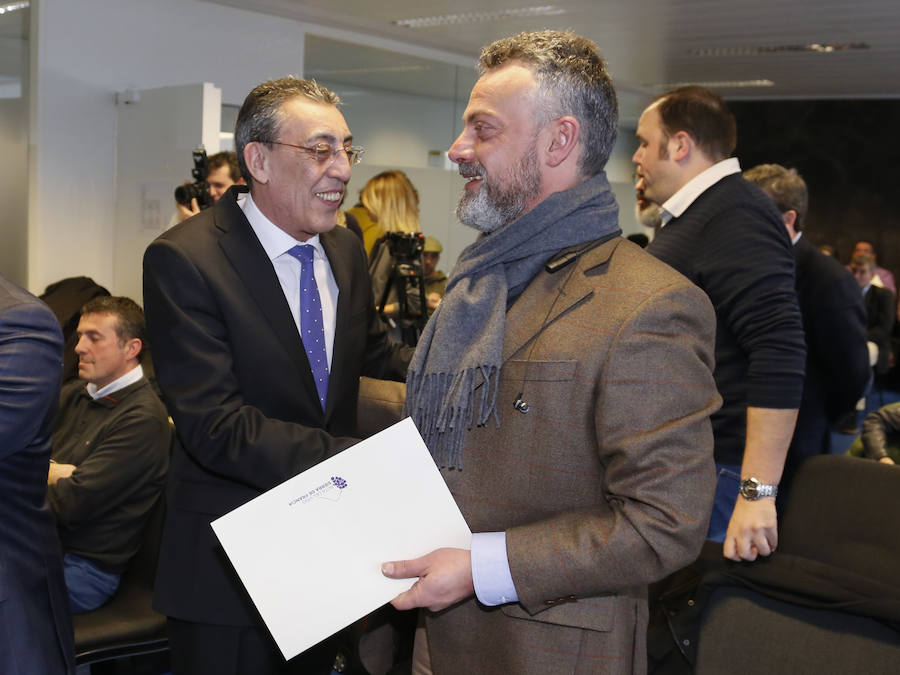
[143, 187, 409, 625]
[425, 239, 720, 674]
[0, 275, 74, 674]
[789, 235, 869, 464]
[864, 283, 895, 374]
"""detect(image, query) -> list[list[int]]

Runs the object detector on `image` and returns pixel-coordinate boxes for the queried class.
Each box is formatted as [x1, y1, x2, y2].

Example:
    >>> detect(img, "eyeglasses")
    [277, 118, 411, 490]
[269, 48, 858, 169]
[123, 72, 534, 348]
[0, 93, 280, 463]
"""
[268, 141, 364, 166]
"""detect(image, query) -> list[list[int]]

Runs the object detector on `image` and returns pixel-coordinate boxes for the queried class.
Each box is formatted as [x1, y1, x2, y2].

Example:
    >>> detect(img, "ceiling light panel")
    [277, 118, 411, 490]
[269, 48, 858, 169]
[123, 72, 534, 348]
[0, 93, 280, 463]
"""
[392, 5, 565, 29]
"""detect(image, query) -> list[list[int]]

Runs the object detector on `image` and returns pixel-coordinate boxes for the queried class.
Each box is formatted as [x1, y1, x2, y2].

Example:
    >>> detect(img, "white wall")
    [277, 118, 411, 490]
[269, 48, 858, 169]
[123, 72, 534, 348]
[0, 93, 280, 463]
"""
[27, 0, 648, 294]
[28, 0, 306, 294]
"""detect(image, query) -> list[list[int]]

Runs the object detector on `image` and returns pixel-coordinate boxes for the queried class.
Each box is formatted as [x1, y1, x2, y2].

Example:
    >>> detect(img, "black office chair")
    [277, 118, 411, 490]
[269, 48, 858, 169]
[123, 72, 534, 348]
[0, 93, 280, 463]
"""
[694, 455, 900, 674]
[73, 492, 169, 667]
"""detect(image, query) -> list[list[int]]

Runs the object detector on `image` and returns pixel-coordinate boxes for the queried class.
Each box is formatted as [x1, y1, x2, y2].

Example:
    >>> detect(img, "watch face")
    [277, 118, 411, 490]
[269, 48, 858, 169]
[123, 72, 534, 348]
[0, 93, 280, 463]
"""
[740, 479, 759, 499]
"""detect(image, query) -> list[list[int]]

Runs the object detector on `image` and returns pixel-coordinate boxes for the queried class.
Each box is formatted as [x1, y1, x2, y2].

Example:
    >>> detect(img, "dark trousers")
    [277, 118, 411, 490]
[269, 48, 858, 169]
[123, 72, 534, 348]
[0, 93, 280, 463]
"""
[168, 618, 337, 675]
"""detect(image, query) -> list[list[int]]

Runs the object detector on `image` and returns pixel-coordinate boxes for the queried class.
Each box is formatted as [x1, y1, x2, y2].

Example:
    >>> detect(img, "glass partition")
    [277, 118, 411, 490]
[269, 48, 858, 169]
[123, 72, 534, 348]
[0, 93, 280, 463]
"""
[0, 3, 30, 284]
[304, 33, 645, 270]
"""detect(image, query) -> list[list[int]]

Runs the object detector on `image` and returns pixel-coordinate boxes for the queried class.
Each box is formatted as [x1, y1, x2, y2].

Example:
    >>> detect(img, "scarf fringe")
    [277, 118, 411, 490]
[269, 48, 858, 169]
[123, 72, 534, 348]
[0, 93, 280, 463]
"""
[406, 365, 501, 470]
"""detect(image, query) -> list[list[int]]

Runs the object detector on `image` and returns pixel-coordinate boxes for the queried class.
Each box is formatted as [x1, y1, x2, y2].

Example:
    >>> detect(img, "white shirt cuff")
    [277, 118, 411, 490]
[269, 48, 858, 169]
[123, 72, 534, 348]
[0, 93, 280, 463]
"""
[470, 531, 519, 606]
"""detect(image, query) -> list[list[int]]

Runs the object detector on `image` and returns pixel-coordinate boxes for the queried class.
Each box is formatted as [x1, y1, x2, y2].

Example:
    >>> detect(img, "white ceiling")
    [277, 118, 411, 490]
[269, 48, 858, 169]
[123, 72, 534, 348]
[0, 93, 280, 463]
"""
[211, 0, 900, 102]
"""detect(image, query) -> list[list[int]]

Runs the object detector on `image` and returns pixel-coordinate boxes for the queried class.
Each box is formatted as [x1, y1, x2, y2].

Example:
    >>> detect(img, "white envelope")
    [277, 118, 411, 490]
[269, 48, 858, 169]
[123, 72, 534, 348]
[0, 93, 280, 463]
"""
[211, 417, 472, 660]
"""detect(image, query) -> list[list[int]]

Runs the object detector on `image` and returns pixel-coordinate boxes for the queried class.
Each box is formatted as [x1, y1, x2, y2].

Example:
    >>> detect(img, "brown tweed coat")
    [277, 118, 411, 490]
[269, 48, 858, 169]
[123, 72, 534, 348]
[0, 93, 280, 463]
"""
[422, 237, 720, 674]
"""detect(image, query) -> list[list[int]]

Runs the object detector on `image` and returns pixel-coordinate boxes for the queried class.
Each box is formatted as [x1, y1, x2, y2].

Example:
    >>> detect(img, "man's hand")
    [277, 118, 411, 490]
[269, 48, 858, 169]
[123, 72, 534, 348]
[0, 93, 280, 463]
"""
[426, 293, 442, 311]
[48, 461, 76, 485]
[723, 497, 777, 561]
[176, 195, 201, 223]
[382, 548, 474, 612]
[879, 456, 896, 465]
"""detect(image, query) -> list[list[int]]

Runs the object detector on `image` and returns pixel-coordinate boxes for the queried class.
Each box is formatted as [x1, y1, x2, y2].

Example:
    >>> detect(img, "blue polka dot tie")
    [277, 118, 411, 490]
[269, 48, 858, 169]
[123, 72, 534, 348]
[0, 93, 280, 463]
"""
[288, 245, 329, 410]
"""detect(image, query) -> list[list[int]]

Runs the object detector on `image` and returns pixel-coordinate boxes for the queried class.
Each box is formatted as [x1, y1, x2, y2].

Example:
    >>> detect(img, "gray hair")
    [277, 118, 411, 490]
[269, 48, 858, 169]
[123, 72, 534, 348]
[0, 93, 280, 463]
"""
[478, 30, 618, 177]
[743, 163, 809, 231]
[235, 77, 341, 185]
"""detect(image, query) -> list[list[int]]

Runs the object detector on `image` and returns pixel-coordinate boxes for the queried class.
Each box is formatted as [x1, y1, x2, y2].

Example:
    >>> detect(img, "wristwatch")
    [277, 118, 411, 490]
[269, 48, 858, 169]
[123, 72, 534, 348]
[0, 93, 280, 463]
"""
[738, 477, 778, 500]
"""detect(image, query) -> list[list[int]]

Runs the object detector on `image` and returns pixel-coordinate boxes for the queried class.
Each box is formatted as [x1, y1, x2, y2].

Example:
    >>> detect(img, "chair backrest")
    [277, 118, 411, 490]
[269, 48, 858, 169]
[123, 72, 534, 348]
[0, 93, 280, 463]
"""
[779, 454, 900, 584]
[693, 455, 900, 674]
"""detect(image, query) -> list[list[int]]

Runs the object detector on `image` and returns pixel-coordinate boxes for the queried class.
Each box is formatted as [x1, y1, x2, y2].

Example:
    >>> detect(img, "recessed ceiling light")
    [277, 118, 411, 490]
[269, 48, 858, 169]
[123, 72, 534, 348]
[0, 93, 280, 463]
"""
[392, 5, 564, 29]
[0, 1, 29, 15]
[655, 79, 775, 89]
[687, 42, 869, 57]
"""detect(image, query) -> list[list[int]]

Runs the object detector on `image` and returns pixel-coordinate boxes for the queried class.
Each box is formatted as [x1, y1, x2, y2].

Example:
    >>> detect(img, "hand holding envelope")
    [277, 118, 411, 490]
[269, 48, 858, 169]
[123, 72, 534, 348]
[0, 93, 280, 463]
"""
[382, 547, 474, 612]
[211, 418, 471, 661]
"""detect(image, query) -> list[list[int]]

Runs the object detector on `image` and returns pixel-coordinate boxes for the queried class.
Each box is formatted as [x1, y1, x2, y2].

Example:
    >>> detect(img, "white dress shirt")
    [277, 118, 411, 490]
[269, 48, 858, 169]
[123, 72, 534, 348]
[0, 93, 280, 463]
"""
[660, 157, 742, 227]
[239, 192, 339, 369]
[86, 364, 144, 400]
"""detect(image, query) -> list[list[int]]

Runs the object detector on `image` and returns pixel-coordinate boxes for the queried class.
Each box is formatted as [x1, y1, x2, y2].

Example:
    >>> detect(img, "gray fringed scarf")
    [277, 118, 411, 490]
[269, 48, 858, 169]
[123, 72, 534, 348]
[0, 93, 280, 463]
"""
[404, 172, 621, 469]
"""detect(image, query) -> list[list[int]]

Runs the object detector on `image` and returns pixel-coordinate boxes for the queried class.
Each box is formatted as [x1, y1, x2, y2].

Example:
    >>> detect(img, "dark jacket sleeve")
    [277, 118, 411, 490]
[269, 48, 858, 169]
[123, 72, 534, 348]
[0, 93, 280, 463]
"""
[861, 403, 900, 460]
[805, 256, 871, 419]
[866, 286, 895, 374]
[0, 300, 63, 460]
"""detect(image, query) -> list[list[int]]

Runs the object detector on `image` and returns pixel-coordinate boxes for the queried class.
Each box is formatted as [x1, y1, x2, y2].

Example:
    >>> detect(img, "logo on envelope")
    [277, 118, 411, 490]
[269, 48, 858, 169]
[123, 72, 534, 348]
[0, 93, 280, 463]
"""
[288, 475, 349, 506]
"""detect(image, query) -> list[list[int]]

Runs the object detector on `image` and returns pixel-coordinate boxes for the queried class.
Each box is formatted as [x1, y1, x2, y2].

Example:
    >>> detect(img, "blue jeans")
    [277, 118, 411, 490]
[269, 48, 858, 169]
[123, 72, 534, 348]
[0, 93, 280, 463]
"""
[64, 553, 120, 613]
[706, 463, 741, 543]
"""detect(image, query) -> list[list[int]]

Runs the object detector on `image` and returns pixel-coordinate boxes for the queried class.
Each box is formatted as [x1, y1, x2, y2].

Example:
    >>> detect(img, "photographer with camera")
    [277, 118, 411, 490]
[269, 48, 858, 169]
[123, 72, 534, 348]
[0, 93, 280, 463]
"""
[174, 150, 244, 223]
[363, 171, 439, 345]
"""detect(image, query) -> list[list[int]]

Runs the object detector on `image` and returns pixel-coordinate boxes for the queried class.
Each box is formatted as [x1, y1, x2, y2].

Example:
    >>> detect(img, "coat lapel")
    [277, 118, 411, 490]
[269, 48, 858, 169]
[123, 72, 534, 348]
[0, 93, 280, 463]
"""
[502, 238, 620, 363]
[320, 229, 351, 419]
[215, 192, 319, 405]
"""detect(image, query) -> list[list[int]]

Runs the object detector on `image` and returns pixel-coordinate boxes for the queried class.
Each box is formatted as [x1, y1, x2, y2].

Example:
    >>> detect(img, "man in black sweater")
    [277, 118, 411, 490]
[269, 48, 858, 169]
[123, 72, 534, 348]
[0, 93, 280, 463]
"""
[47, 296, 170, 613]
[634, 86, 806, 562]
[744, 164, 870, 487]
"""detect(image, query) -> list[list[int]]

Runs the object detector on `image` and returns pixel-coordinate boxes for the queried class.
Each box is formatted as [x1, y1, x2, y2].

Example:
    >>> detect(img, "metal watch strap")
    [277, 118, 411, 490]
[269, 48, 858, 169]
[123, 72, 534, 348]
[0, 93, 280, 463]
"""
[739, 477, 778, 500]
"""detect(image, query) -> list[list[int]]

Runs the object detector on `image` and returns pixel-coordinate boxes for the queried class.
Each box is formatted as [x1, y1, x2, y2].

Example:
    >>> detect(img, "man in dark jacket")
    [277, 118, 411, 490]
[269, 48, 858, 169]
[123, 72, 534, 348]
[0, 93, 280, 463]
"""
[0, 273, 74, 674]
[850, 253, 895, 375]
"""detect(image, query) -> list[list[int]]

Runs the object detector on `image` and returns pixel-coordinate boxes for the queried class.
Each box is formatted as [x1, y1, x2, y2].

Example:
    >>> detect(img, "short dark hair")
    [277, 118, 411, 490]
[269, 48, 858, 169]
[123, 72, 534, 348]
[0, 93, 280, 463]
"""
[235, 77, 341, 186]
[478, 30, 618, 177]
[207, 151, 242, 182]
[80, 296, 146, 354]
[743, 163, 809, 230]
[653, 86, 736, 162]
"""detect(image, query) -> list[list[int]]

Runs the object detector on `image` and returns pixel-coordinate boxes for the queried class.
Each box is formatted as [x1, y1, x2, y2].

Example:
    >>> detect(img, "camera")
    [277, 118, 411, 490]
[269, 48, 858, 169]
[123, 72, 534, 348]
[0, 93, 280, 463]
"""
[174, 148, 213, 210]
[379, 232, 427, 346]
[386, 232, 425, 264]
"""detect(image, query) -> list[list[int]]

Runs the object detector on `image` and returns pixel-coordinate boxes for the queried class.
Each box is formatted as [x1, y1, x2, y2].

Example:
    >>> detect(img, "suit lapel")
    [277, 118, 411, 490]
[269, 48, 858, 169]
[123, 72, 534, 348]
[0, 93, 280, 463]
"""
[215, 193, 317, 399]
[502, 238, 619, 363]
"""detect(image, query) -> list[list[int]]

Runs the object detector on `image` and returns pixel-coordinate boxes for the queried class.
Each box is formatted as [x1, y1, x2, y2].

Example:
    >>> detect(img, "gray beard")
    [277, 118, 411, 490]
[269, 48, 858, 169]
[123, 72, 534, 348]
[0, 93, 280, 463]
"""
[456, 146, 541, 234]
[635, 201, 664, 231]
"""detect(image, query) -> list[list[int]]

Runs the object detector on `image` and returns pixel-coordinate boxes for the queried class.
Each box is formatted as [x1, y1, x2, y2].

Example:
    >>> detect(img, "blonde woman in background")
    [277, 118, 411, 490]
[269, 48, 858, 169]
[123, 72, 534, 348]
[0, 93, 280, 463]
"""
[347, 170, 420, 254]
[356, 170, 440, 344]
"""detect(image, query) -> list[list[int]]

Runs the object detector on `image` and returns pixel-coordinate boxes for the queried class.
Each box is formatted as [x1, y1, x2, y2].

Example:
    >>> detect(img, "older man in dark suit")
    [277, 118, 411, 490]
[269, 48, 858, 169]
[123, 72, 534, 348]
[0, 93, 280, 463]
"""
[0, 274, 74, 674]
[380, 31, 720, 674]
[143, 78, 410, 674]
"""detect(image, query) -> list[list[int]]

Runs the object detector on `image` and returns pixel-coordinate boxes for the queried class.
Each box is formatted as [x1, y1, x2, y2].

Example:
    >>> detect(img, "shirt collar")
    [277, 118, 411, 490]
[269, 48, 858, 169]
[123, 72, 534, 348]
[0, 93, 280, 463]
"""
[660, 157, 742, 226]
[792, 231, 802, 245]
[86, 363, 143, 400]
[239, 191, 324, 261]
